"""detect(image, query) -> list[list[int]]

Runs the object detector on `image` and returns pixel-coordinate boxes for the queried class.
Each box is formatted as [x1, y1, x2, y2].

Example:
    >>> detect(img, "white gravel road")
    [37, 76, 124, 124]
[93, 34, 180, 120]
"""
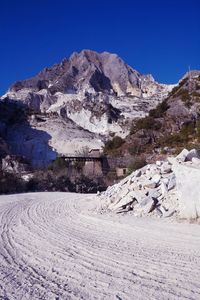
[0, 192, 200, 300]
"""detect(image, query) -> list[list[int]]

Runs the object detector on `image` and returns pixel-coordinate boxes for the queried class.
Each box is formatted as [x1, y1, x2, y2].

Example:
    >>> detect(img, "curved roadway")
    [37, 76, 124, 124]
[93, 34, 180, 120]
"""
[0, 192, 200, 299]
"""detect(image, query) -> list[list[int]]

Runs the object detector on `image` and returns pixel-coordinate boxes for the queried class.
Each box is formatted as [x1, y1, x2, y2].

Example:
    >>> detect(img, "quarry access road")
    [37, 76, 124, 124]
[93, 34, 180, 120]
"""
[0, 192, 200, 300]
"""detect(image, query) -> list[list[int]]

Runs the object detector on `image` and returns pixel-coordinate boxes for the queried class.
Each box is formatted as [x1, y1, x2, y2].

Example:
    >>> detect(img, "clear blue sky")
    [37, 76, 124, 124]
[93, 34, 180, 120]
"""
[0, 0, 199, 95]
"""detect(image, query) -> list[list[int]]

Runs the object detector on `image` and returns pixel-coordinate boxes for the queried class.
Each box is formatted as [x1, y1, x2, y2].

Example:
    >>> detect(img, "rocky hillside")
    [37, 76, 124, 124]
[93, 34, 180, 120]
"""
[0, 50, 176, 167]
[2, 50, 173, 137]
[106, 71, 200, 163]
[0, 98, 104, 167]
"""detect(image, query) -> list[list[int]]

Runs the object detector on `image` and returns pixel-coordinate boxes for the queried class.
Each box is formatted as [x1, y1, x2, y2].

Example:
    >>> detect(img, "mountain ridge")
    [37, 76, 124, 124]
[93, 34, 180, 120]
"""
[0, 49, 185, 167]
[7, 49, 172, 97]
[2, 50, 174, 136]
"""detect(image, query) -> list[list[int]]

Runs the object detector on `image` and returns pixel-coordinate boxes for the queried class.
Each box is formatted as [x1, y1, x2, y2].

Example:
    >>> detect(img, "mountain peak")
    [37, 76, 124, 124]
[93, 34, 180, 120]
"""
[0, 49, 178, 165]
[2, 49, 175, 134]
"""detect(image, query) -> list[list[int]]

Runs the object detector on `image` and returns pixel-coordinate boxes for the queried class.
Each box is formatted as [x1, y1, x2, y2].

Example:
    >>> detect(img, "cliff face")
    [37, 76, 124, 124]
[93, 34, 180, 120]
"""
[112, 71, 200, 162]
[8, 50, 171, 97]
[2, 50, 173, 137]
[0, 50, 176, 167]
[0, 99, 104, 167]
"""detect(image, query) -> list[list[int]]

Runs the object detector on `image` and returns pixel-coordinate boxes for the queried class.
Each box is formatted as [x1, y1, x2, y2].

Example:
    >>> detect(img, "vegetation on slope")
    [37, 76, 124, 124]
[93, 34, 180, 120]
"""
[103, 136, 125, 155]
[104, 73, 200, 162]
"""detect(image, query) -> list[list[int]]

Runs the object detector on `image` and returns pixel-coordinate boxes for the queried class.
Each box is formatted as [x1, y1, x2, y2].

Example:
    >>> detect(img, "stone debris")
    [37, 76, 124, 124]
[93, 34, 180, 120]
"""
[191, 157, 200, 165]
[100, 149, 200, 220]
[176, 148, 189, 162]
[167, 174, 176, 191]
[185, 149, 199, 161]
[143, 180, 157, 189]
[152, 174, 161, 184]
[160, 162, 172, 174]
[2, 155, 31, 174]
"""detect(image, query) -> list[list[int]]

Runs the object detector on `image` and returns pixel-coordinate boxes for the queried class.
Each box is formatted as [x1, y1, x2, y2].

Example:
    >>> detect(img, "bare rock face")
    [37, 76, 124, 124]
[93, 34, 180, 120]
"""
[0, 50, 177, 167]
[100, 148, 200, 221]
[172, 149, 200, 219]
[6, 115, 103, 167]
[0, 96, 106, 168]
[2, 50, 174, 138]
[172, 162, 200, 219]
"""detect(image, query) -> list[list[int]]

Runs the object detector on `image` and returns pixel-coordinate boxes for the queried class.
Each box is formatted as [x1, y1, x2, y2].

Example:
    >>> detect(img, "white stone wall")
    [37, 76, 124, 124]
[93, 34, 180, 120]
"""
[172, 162, 200, 219]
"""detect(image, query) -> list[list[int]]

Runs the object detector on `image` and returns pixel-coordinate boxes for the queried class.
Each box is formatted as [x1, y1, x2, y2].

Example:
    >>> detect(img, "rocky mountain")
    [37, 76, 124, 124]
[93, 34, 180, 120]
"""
[108, 71, 200, 162]
[3, 50, 173, 132]
[1, 50, 175, 166]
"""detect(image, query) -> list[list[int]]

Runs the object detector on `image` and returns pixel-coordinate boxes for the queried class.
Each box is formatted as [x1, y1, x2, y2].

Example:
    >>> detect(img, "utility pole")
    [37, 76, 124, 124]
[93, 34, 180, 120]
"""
[188, 65, 191, 83]
[188, 65, 192, 94]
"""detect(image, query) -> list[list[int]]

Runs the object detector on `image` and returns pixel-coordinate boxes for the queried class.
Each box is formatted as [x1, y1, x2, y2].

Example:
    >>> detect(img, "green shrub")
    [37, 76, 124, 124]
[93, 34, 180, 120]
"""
[48, 157, 67, 171]
[192, 91, 200, 98]
[104, 136, 124, 153]
[171, 88, 192, 107]
[73, 160, 85, 170]
[179, 89, 190, 101]
[168, 78, 188, 98]
[74, 176, 106, 193]
[27, 170, 75, 192]
[105, 170, 118, 182]
[169, 85, 180, 96]
[149, 100, 169, 118]
[195, 84, 200, 90]
[158, 133, 185, 147]
[135, 116, 162, 131]
[127, 140, 142, 155]
[180, 122, 195, 139]
[179, 77, 188, 87]
[130, 122, 137, 135]
[128, 158, 146, 174]
[0, 171, 26, 194]
[196, 120, 200, 141]
[158, 122, 196, 148]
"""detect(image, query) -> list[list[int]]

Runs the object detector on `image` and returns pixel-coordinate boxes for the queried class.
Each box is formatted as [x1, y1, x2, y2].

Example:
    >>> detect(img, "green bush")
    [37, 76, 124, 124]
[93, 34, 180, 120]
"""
[158, 122, 196, 148]
[180, 122, 195, 139]
[196, 120, 200, 142]
[169, 85, 180, 96]
[0, 171, 27, 194]
[127, 140, 142, 155]
[192, 91, 200, 98]
[149, 100, 169, 118]
[179, 77, 188, 87]
[104, 136, 124, 153]
[135, 116, 162, 131]
[128, 158, 146, 174]
[130, 122, 137, 135]
[27, 170, 75, 192]
[159, 134, 185, 147]
[105, 170, 118, 181]
[73, 160, 85, 170]
[48, 157, 67, 171]
[179, 89, 190, 101]
[171, 88, 192, 107]
[168, 78, 188, 98]
[195, 83, 200, 90]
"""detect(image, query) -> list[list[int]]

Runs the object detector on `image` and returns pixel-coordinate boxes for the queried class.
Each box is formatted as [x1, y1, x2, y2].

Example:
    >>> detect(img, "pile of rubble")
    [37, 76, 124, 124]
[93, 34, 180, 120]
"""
[100, 149, 200, 219]
[1, 155, 31, 174]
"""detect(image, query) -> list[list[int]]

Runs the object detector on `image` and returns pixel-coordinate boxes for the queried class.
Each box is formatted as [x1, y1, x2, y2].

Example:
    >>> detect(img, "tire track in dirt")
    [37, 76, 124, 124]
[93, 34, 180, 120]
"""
[0, 192, 200, 300]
